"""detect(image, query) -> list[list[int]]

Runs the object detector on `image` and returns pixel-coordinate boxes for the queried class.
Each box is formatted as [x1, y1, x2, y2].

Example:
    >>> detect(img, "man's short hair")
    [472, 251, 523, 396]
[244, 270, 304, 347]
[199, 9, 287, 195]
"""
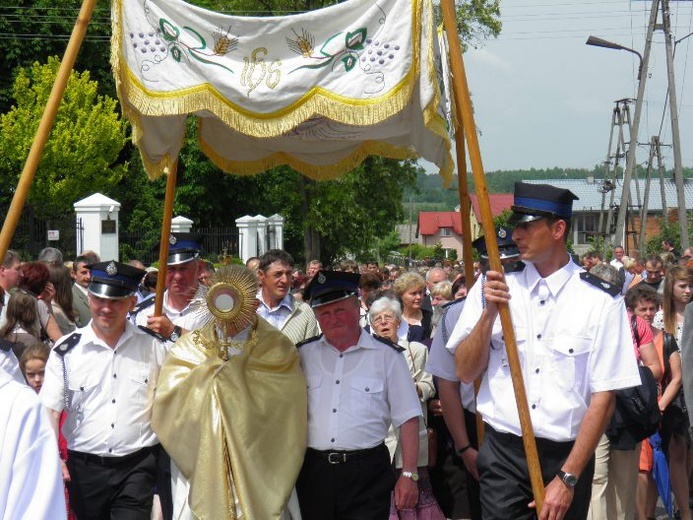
[73, 255, 93, 271]
[258, 250, 294, 272]
[359, 272, 381, 291]
[645, 254, 663, 268]
[3, 250, 20, 269]
[426, 267, 446, 282]
[38, 247, 63, 265]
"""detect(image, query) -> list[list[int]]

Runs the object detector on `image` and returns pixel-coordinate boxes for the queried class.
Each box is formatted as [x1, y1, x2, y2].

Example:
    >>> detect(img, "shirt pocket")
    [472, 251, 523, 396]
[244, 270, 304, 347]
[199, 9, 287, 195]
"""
[548, 337, 591, 390]
[348, 376, 384, 415]
[67, 374, 98, 414]
[306, 375, 323, 412]
[129, 366, 155, 407]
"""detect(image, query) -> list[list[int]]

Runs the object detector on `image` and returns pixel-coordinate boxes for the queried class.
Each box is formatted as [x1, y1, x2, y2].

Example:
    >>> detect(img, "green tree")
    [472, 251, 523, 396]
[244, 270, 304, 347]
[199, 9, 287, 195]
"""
[0, 56, 128, 220]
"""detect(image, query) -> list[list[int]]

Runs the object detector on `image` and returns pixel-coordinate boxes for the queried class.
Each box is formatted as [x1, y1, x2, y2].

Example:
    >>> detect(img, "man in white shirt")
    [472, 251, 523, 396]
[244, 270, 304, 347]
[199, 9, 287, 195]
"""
[447, 182, 641, 520]
[40, 261, 165, 520]
[296, 271, 422, 519]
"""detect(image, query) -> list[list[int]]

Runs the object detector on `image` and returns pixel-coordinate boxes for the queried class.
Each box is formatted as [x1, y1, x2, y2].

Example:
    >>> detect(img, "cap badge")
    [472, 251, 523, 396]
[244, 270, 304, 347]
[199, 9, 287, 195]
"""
[601, 282, 610, 289]
[498, 228, 507, 239]
[317, 272, 326, 284]
[169, 235, 177, 245]
[106, 261, 118, 276]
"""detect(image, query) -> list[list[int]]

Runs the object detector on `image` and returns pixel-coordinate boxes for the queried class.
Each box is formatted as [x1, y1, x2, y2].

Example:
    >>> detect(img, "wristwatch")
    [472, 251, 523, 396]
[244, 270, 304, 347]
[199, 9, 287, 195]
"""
[169, 325, 182, 342]
[401, 470, 419, 482]
[557, 470, 578, 488]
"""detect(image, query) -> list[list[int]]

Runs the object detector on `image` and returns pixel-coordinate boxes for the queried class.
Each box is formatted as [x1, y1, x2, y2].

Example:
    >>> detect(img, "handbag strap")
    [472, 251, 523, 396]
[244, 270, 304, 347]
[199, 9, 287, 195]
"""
[630, 313, 640, 346]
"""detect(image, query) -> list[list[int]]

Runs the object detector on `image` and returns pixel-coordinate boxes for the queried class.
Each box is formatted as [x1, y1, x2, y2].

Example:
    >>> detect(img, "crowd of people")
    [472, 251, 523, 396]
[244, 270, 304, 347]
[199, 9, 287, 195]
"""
[3, 182, 693, 520]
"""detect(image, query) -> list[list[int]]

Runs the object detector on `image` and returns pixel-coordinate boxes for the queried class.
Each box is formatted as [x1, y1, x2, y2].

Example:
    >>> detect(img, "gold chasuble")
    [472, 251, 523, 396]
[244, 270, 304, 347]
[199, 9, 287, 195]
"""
[152, 318, 307, 519]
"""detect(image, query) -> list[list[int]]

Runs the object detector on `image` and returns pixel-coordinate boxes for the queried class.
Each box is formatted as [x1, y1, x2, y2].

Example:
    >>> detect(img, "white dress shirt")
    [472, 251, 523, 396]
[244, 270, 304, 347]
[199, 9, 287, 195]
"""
[445, 259, 641, 442]
[426, 298, 476, 412]
[134, 287, 207, 337]
[40, 322, 166, 456]
[299, 330, 422, 451]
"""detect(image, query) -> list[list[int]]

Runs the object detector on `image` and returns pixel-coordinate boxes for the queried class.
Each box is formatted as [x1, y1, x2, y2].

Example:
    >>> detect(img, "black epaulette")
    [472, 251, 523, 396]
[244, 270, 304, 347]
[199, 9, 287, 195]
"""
[504, 261, 525, 274]
[579, 272, 621, 297]
[296, 334, 323, 348]
[443, 296, 466, 309]
[130, 296, 155, 316]
[372, 334, 405, 352]
[54, 333, 81, 357]
[0, 338, 16, 352]
[137, 325, 168, 343]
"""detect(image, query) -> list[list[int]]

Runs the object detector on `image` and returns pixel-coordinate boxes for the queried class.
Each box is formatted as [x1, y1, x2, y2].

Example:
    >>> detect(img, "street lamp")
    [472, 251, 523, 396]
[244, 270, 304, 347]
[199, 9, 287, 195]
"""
[586, 9, 657, 254]
[586, 36, 644, 80]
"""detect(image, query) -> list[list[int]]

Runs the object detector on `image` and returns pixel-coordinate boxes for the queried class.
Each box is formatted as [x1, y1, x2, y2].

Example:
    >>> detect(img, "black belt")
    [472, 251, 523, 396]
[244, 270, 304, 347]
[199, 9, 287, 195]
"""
[68, 445, 159, 467]
[306, 443, 386, 464]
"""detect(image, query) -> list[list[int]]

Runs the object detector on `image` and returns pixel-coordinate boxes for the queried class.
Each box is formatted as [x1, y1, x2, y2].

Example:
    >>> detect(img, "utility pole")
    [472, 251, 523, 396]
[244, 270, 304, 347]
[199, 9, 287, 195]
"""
[599, 100, 631, 256]
[614, 0, 658, 251]
[661, 0, 689, 249]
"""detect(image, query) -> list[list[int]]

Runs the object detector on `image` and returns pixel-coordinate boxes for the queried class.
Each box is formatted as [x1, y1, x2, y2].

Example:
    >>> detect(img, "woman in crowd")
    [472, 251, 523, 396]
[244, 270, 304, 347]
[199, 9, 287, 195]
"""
[369, 296, 443, 520]
[17, 262, 62, 344]
[47, 264, 77, 335]
[0, 289, 47, 359]
[653, 265, 693, 345]
[623, 285, 672, 520]
[392, 271, 432, 342]
[653, 266, 693, 519]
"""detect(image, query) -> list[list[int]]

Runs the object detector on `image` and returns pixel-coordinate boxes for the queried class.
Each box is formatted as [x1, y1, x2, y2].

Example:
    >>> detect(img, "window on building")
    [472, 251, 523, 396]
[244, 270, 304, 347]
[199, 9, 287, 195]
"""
[440, 228, 452, 237]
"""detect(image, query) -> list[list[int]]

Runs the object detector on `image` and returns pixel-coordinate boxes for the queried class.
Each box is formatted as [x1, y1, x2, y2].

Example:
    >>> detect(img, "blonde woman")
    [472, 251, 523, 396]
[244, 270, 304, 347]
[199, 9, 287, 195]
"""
[392, 271, 431, 343]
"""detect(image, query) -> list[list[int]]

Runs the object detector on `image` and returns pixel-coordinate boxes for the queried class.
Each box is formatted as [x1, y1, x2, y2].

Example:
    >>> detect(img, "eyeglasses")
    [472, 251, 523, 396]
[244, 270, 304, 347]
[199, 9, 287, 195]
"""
[372, 314, 397, 325]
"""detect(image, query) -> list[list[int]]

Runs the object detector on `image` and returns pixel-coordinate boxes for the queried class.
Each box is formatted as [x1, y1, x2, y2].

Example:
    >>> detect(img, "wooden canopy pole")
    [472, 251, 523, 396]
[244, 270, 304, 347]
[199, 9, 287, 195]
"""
[153, 161, 178, 317]
[455, 132, 475, 287]
[0, 0, 97, 262]
[441, 0, 545, 512]
[453, 124, 484, 445]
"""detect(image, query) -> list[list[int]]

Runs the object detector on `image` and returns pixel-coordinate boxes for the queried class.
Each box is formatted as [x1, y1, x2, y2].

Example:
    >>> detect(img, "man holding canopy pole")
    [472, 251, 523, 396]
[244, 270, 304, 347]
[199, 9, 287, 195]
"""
[445, 182, 641, 520]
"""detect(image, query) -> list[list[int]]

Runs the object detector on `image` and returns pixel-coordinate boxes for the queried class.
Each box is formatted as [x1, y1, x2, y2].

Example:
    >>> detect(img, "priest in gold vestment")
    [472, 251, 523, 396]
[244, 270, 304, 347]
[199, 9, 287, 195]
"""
[152, 266, 307, 519]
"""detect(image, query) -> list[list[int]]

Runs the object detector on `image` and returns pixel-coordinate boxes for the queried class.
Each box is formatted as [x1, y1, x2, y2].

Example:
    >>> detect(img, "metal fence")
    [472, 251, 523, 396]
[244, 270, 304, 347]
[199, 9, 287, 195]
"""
[2, 206, 80, 261]
[119, 226, 239, 265]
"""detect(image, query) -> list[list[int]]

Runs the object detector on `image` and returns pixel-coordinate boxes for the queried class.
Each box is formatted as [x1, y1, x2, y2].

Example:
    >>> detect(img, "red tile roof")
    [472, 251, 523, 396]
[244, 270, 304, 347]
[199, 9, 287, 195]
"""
[469, 193, 514, 220]
[418, 212, 462, 236]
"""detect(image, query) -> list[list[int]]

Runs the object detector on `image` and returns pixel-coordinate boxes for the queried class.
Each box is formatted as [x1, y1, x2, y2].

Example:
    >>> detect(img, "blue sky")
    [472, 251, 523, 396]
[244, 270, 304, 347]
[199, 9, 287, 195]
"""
[443, 0, 693, 172]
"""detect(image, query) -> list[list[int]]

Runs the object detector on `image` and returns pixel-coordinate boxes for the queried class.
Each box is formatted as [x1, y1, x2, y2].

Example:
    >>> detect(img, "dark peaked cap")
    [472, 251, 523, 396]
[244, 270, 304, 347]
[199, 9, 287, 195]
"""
[472, 226, 519, 260]
[305, 270, 361, 308]
[509, 182, 579, 225]
[88, 261, 145, 299]
[163, 233, 203, 266]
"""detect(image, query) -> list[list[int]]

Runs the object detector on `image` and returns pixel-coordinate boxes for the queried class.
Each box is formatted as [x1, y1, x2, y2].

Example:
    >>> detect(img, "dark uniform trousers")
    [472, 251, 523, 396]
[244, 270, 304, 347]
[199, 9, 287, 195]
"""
[67, 445, 159, 520]
[429, 409, 481, 520]
[296, 443, 396, 520]
[477, 426, 595, 520]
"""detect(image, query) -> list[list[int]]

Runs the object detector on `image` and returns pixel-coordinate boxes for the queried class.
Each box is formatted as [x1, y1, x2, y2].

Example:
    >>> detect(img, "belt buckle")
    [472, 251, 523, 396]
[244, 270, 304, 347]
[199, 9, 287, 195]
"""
[327, 452, 346, 464]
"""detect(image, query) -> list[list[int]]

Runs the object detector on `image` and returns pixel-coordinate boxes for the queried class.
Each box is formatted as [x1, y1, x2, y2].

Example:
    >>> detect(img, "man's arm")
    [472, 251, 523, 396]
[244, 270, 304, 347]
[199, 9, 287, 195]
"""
[532, 390, 615, 520]
[394, 416, 420, 510]
[454, 271, 509, 383]
[438, 379, 478, 480]
[47, 408, 70, 482]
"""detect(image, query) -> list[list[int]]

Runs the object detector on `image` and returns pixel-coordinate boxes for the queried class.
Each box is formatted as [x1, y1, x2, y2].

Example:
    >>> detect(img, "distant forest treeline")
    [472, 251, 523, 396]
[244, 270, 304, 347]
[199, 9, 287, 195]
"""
[403, 166, 693, 220]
